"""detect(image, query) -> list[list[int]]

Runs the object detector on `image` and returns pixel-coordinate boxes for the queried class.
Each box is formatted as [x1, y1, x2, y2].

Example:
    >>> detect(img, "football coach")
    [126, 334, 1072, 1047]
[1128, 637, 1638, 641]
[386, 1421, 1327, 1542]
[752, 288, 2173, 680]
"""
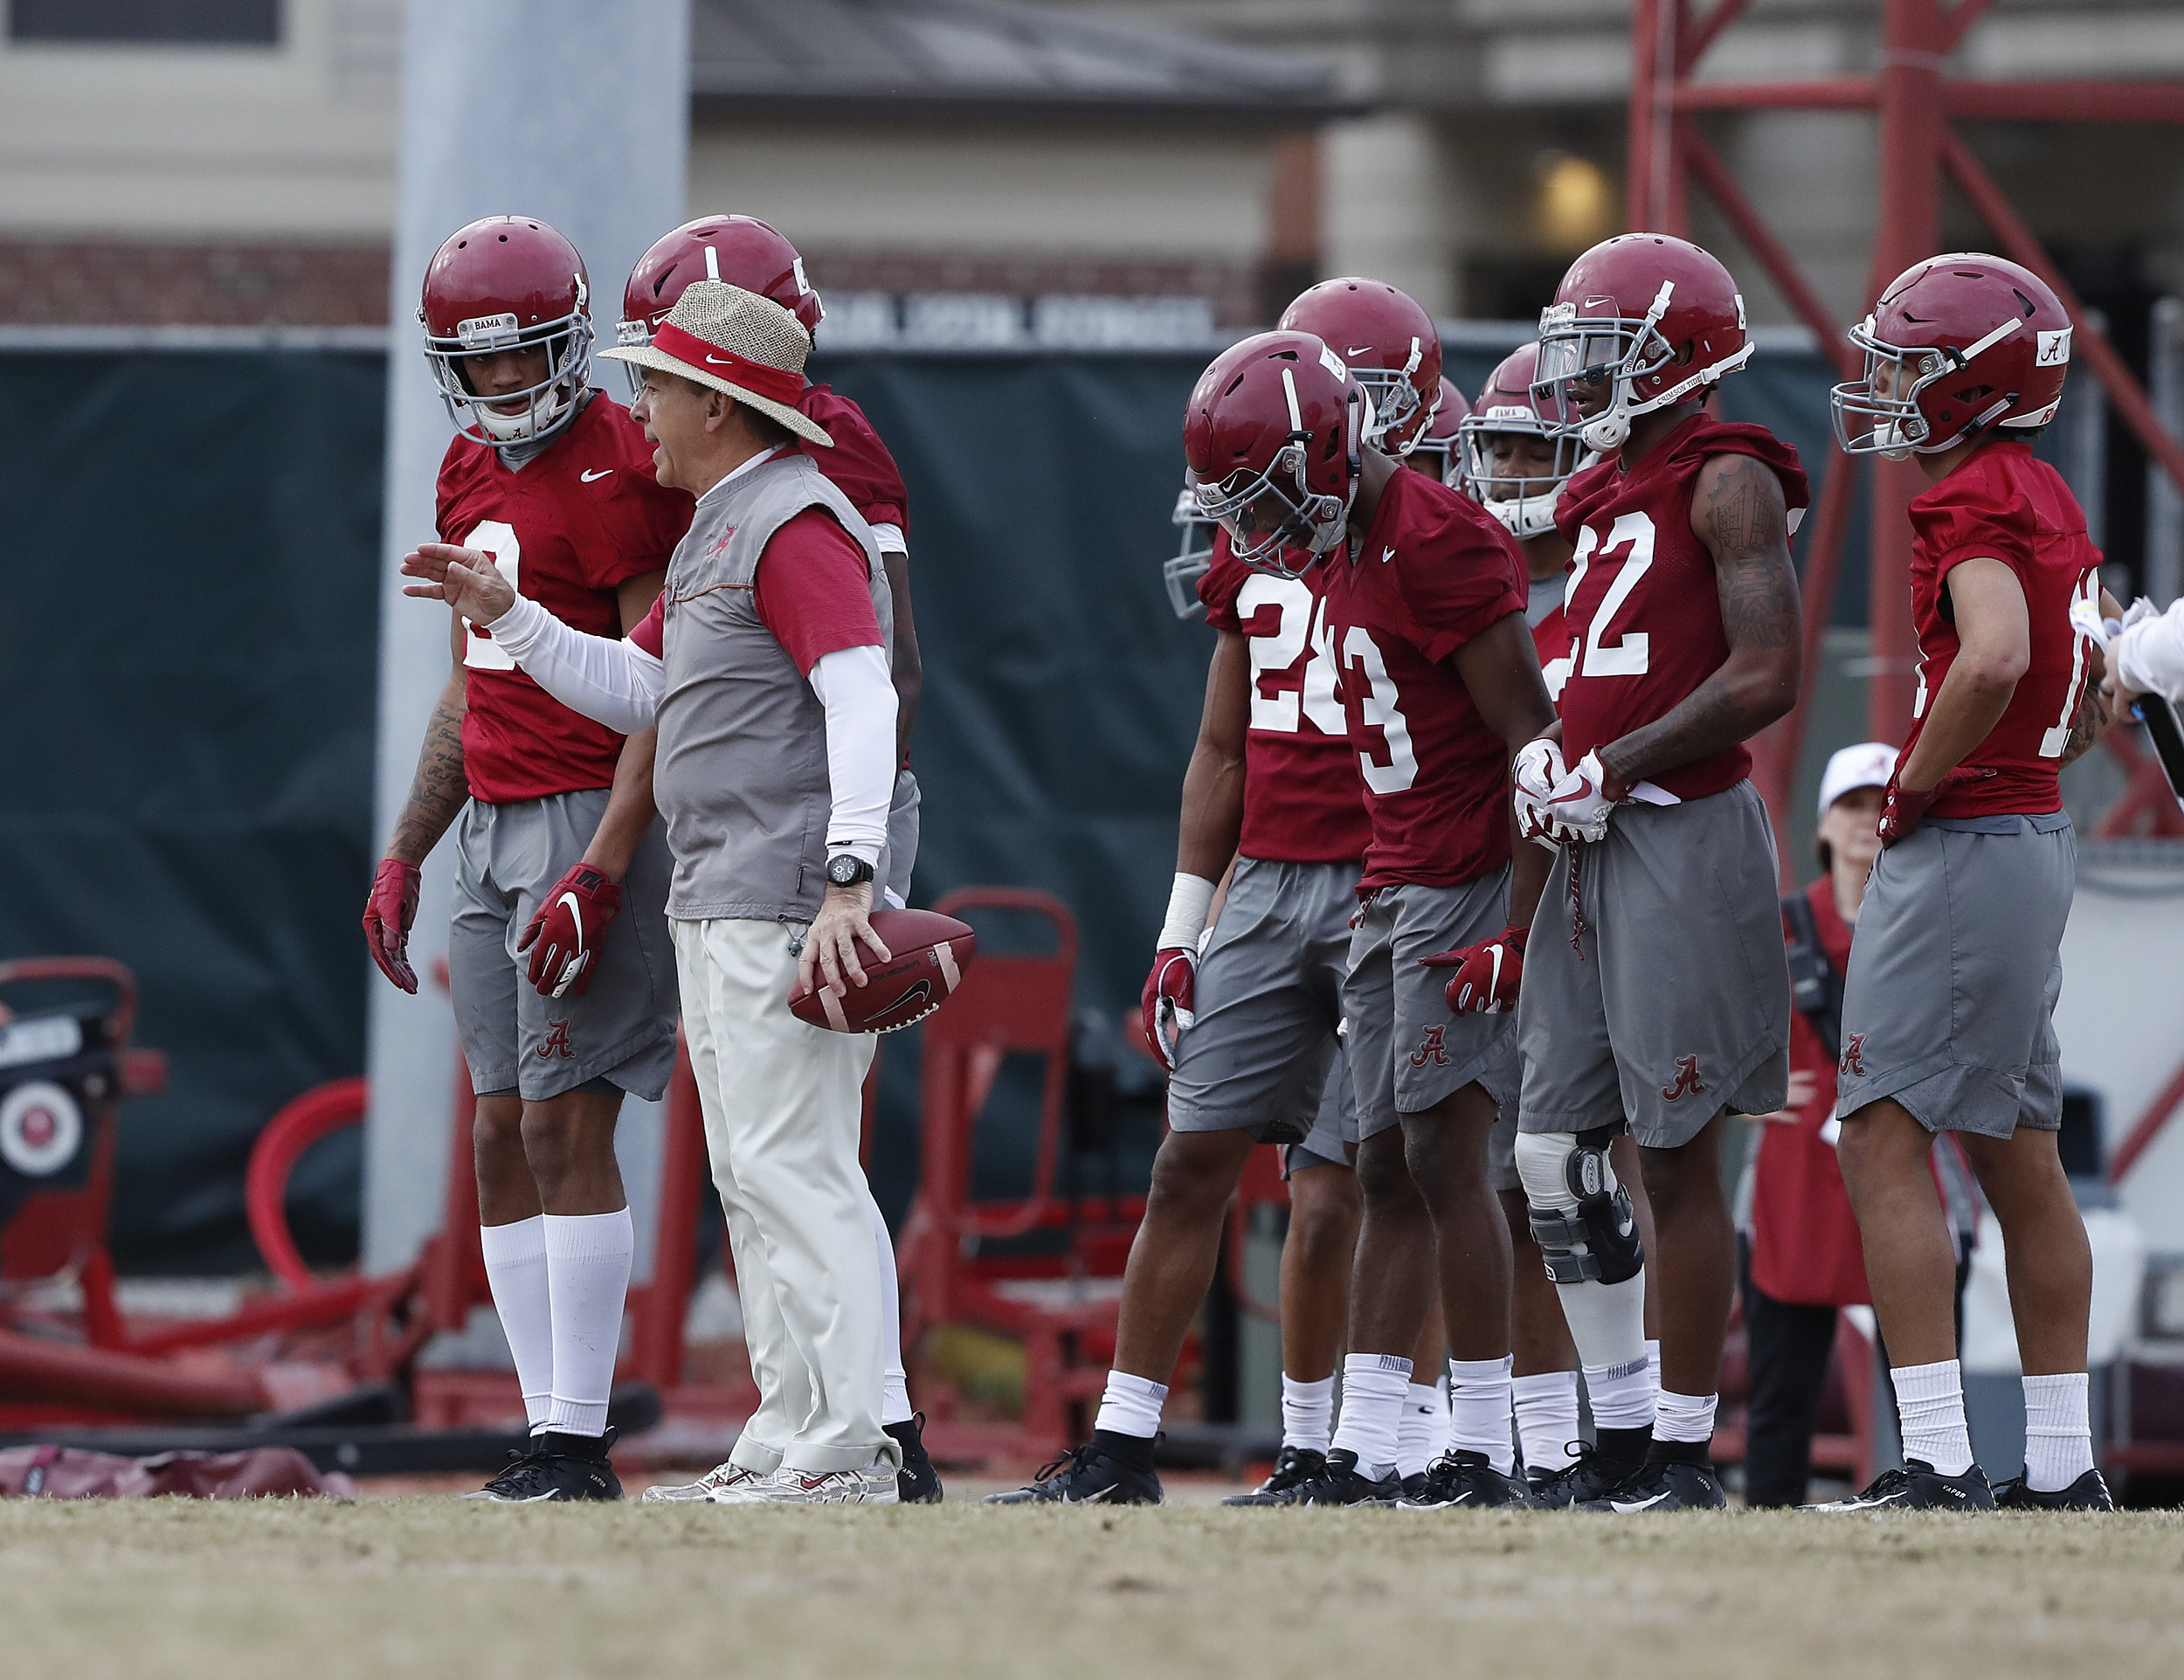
[402, 280, 904, 1504]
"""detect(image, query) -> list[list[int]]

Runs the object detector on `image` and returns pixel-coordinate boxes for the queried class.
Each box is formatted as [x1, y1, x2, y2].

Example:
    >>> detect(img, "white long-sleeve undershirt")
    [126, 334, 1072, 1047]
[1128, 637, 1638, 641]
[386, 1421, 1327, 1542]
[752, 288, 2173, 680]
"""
[2113, 598, 2184, 705]
[485, 593, 897, 866]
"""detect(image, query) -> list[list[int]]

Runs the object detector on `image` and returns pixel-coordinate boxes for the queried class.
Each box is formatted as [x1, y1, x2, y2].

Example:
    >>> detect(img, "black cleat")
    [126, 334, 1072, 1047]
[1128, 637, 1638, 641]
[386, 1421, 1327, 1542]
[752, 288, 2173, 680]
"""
[1578, 1455, 1727, 1513]
[1395, 1450, 1538, 1511]
[1528, 1443, 1643, 1510]
[464, 1428, 622, 1503]
[985, 1442, 1163, 1506]
[1803, 1459, 1994, 1512]
[887, 1413, 943, 1504]
[1993, 1468, 2113, 1511]
[1222, 1446, 1328, 1506]
[1226, 1447, 1398, 1508]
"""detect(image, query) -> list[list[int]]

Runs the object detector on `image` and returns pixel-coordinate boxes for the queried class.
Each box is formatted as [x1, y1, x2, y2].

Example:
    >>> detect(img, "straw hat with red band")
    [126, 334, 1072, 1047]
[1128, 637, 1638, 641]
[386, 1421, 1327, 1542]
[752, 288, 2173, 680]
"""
[599, 279, 832, 448]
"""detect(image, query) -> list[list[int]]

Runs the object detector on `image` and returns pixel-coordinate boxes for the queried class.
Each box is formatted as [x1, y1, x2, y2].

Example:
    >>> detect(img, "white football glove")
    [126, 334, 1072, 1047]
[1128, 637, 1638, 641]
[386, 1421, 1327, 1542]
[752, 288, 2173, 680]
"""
[1537, 750, 1621, 845]
[1512, 738, 1569, 848]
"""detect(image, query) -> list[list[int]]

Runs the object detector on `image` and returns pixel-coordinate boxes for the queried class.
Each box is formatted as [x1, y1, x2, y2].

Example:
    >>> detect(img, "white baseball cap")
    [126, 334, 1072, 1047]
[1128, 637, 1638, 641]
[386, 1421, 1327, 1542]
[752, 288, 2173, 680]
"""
[1816, 742, 1899, 822]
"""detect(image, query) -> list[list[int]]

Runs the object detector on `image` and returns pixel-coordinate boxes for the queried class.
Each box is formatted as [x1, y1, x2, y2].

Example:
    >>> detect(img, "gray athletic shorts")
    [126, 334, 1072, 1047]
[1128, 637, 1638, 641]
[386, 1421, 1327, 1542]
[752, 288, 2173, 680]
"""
[1166, 856, 1359, 1146]
[1283, 1042, 1358, 1176]
[885, 769, 920, 908]
[450, 788, 680, 1103]
[1834, 812, 2072, 1139]
[1517, 779, 1789, 1151]
[1342, 869, 1520, 1188]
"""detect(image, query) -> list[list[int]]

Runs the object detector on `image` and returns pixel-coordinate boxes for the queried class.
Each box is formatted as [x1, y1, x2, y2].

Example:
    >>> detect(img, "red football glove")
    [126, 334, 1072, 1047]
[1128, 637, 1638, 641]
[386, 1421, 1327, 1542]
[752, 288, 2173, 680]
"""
[518, 864, 624, 999]
[1139, 947, 1198, 1074]
[1877, 765, 1996, 847]
[1420, 923, 1529, 1014]
[363, 859, 421, 994]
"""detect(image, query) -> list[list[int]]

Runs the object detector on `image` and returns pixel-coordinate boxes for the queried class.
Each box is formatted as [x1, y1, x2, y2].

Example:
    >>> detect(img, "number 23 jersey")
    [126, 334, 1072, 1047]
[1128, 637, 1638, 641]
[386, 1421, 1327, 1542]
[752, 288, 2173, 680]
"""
[1319, 468, 1530, 892]
[1552, 413, 1808, 800]
[436, 393, 693, 805]
[1199, 532, 1372, 865]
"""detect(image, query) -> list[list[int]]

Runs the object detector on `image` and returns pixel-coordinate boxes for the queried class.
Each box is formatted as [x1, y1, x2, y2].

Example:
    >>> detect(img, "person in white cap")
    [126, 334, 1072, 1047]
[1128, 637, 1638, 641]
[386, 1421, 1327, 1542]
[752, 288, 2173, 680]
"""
[401, 280, 904, 1504]
[1737, 743, 1975, 1505]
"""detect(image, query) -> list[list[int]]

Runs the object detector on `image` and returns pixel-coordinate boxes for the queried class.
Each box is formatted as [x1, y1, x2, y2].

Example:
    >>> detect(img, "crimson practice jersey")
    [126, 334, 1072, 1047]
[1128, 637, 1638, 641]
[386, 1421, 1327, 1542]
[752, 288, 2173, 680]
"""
[1199, 533, 1372, 864]
[439, 393, 693, 805]
[1321, 468, 1529, 891]
[1904, 440, 2102, 819]
[1554, 414, 1808, 801]
[794, 384, 909, 536]
[1534, 598, 1574, 703]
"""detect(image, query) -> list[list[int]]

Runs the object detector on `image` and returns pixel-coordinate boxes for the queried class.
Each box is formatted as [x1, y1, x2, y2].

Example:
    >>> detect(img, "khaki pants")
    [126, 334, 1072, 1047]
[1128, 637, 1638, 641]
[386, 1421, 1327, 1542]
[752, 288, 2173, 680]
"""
[672, 916, 895, 1476]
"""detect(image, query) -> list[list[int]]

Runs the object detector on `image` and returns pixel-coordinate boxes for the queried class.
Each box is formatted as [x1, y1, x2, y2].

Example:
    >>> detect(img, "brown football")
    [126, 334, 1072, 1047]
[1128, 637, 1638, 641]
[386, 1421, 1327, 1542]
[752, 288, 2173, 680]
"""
[787, 908, 978, 1034]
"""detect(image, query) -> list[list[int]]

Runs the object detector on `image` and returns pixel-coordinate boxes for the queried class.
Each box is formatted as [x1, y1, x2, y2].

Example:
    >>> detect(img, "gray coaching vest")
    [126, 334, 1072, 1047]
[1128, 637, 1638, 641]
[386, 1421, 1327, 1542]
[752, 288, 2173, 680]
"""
[653, 450, 893, 923]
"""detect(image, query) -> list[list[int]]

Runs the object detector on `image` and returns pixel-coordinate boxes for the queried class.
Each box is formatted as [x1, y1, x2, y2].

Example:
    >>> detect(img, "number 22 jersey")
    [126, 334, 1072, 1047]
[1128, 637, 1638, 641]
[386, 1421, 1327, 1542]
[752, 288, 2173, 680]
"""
[1552, 412, 1808, 800]
[1199, 532, 1372, 865]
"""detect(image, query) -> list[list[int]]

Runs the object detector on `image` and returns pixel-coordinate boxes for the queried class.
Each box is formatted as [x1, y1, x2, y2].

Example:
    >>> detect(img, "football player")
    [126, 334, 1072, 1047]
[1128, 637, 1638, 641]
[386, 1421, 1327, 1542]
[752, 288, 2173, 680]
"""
[1511, 233, 1807, 1511]
[1818, 255, 2117, 1512]
[989, 285, 1451, 1508]
[363, 216, 688, 1501]
[592, 216, 941, 1504]
[1167, 327, 1554, 1511]
[1448, 342, 1663, 1494]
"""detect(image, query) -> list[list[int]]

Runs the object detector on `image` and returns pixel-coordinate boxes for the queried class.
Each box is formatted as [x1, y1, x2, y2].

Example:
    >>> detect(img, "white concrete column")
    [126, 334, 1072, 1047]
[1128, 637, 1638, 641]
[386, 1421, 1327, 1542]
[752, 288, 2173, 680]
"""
[365, 0, 691, 1272]
[1321, 113, 1455, 316]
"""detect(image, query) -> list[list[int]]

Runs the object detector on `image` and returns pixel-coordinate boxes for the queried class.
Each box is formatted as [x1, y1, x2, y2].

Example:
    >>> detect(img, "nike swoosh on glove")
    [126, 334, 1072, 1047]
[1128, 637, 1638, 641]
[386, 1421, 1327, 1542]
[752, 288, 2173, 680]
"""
[1139, 946, 1198, 1074]
[1513, 737, 1569, 847]
[363, 859, 422, 994]
[1539, 750, 1620, 845]
[1877, 765, 1997, 847]
[1419, 923, 1528, 1014]
[518, 863, 624, 999]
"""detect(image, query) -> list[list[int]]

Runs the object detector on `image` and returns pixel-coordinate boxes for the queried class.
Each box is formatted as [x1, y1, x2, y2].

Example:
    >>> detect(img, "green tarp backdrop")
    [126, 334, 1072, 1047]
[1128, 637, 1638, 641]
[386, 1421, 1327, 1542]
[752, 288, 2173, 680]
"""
[0, 342, 1849, 1272]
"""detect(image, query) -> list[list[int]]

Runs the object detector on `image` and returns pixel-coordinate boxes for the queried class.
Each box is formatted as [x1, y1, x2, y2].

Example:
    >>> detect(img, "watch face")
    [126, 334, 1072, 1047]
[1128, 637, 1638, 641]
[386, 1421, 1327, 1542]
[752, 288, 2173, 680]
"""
[828, 856, 859, 884]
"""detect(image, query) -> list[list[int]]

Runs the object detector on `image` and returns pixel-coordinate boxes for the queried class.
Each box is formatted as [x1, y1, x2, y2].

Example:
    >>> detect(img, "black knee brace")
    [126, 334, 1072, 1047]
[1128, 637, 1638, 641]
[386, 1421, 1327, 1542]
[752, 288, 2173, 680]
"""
[1528, 1123, 1643, 1286]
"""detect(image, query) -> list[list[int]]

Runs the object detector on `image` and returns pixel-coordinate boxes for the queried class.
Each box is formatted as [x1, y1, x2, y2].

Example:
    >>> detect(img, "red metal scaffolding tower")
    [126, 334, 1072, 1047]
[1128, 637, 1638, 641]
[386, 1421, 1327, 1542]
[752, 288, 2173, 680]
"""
[1627, 0, 2184, 844]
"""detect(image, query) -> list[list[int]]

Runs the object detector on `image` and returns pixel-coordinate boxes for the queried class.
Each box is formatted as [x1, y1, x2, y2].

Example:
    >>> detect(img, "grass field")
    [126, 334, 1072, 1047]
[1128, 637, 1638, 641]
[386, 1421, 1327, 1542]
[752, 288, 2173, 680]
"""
[3, 1490, 2181, 1679]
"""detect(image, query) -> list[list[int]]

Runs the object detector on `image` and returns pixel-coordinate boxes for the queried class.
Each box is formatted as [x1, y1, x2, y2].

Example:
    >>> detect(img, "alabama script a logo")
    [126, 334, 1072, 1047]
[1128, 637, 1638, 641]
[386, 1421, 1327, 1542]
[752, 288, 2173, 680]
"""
[1661, 1054, 1706, 1102]
[536, 1020, 574, 1060]
[1409, 1025, 1449, 1068]
[1839, 1034, 1867, 1079]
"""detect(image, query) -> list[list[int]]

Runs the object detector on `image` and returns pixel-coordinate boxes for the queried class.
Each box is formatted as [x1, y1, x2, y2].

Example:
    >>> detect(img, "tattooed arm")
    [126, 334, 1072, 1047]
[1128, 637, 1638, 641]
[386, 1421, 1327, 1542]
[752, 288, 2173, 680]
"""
[384, 614, 473, 867]
[1593, 452, 1802, 797]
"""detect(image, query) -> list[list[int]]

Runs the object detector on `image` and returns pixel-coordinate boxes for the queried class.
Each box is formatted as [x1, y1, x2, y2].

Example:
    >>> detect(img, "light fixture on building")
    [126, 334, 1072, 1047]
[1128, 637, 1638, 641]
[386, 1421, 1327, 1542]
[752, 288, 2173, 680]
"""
[1538, 152, 1615, 252]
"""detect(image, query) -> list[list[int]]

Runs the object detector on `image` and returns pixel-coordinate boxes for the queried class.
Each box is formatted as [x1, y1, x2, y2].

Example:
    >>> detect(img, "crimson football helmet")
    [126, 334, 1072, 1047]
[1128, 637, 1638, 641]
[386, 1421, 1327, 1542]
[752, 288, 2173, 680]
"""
[1832, 252, 2071, 460]
[1406, 376, 1470, 485]
[1457, 342, 1590, 540]
[419, 216, 593, 447]
[1184, 330, 1365, 580]
[1279, 278, 1442, 456]
[617, 215, 823, 397]
[1533, 232, 1751, 453]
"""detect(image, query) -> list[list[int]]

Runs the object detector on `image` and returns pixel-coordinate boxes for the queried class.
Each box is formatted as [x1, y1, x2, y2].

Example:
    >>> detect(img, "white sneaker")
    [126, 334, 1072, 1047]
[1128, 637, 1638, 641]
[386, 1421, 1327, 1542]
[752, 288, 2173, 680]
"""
[642, 1462, 761, 1504]
[745, 1456, 902, 1506]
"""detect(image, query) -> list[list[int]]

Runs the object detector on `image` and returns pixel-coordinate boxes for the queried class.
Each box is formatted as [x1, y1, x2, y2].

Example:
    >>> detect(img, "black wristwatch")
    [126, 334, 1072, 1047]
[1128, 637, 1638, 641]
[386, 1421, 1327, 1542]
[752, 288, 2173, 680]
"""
[826, 853, 875, 888]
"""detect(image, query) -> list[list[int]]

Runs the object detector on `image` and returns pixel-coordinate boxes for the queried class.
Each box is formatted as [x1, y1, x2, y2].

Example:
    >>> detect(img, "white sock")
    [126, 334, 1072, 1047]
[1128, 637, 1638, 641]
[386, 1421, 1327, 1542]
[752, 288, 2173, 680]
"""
[1891, 1358, 1973, 1476]
[480, 1216, 554, 1434]
[1448, 1356, 1516, 1476]
[1581, 1352, 1657, 1433]
[541, 1208, 634, 1438]
[1644, 1338, 1662, 1403]
[1654, 1387, 1717, 1446]
[1398, 1382, 1444, 1478]
[1512, 1369, 1580, 1474]
[1330, 1353, 1412, 1480]
[870, 1195, 912, 1427]
[1281, 1374, 1336, 1456]
[2022, 1371, 2094, 1492]
[1094, 1370, 1167, 1439]
[1552, 1271, 1649, 1373]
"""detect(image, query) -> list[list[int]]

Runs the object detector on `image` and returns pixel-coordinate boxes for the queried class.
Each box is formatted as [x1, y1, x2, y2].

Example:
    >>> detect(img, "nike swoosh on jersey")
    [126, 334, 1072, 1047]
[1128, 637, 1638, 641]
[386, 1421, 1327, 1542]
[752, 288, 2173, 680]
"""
[580, 467, 614, 482]
[1381, 547, 1396, 563]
